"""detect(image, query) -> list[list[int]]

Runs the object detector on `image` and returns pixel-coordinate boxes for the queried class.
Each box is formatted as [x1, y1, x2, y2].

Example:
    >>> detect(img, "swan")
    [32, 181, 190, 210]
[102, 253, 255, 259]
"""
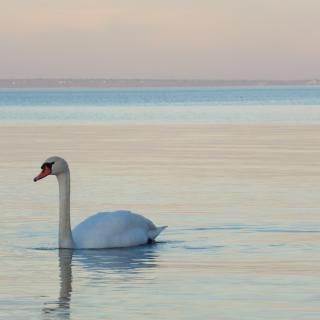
[33, 156, 167, 249]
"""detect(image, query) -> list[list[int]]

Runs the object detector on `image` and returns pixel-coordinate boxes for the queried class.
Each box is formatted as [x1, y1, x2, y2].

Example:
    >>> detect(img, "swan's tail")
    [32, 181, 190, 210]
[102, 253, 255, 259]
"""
[148, 226, 167, 240]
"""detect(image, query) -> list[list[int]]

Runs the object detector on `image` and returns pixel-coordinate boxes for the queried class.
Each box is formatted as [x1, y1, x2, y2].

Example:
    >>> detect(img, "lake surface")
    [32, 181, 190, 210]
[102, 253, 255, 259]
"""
[1, 86, 320, 123]
[1, 87, 320, 319]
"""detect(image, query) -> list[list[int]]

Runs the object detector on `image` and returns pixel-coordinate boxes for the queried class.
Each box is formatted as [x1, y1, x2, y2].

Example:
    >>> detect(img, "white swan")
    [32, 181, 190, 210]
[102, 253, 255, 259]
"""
[34, 156, 167, 249]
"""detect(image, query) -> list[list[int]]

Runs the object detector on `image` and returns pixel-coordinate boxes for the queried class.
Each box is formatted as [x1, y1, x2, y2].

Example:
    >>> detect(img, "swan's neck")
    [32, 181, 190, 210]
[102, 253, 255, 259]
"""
[57, 170, 74, 249]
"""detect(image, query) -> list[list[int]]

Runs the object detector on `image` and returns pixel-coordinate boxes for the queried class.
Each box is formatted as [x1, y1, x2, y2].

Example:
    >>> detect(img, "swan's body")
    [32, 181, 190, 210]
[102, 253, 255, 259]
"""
[34, 156, 166, 249]
[72, 210, 166, 249]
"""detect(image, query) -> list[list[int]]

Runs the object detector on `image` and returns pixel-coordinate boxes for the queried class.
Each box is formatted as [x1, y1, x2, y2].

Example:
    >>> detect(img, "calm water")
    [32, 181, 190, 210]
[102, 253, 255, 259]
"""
[1, 86, 320, 123]
[1, 87, 320, 319]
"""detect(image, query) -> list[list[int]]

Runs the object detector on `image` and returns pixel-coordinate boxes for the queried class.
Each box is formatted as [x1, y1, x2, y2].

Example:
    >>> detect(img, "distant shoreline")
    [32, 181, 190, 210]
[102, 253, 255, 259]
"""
[0, 79, 320, 88]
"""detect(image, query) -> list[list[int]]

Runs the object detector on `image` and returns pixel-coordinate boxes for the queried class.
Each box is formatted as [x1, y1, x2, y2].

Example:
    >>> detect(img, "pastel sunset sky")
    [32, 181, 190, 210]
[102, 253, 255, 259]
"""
[1, 0, 319, 79]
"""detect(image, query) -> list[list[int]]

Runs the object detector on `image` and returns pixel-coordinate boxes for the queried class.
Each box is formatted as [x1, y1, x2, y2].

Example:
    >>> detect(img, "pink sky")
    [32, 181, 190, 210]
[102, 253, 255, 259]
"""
[1, 0, 319, 79]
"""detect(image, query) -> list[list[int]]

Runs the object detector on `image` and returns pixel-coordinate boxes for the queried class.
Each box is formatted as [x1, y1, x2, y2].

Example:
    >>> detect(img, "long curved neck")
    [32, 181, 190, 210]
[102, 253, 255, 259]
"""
[57, 170, 74, 248]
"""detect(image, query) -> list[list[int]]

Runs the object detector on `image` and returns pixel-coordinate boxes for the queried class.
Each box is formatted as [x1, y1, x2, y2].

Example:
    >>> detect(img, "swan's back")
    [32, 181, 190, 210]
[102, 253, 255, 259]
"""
[72, 210, 166, 249]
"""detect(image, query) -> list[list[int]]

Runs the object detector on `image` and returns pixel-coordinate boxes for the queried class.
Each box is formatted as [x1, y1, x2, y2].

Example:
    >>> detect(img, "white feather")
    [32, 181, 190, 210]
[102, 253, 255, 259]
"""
[72, 211, 166, 249]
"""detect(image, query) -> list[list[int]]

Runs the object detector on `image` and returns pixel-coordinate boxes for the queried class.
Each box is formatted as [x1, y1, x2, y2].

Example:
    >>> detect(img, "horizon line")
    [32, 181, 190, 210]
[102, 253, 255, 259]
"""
[0, 78, 320, 88]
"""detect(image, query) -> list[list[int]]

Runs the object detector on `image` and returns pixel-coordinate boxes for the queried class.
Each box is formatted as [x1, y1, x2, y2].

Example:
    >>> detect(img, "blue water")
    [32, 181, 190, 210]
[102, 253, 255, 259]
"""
[1, 86, 320, 123]
[2, 87, 320, 319]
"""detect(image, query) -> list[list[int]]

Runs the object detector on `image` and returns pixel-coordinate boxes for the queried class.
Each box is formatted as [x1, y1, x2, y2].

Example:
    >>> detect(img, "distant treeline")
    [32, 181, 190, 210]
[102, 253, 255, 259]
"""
[0, 79, 320, 88]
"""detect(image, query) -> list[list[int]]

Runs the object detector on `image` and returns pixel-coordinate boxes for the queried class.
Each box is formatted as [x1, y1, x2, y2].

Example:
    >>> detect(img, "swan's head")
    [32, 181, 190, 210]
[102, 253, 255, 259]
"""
[34, 156, 69, 182]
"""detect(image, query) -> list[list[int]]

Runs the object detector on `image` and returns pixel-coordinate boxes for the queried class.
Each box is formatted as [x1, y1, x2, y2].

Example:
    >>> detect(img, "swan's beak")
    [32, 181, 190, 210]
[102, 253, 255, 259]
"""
[33, 165, 51, 182]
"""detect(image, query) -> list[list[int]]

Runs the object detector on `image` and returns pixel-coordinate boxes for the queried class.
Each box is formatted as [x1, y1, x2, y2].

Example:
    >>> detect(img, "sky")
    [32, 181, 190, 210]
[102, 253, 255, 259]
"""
[1, 0, 320, 80]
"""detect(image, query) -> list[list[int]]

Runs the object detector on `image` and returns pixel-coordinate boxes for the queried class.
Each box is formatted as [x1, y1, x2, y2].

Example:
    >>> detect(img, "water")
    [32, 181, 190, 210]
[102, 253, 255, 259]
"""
[1, 86, 320, 123]
[1, 87, 320, 319]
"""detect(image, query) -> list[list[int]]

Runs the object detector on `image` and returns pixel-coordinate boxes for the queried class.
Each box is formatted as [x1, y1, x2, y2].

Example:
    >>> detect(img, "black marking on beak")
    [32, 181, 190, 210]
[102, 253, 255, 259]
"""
[41, 161, 55, 170]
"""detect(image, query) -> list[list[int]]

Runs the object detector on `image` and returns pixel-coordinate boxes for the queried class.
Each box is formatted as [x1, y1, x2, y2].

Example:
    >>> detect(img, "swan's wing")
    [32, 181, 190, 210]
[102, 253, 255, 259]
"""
[72, 210, 165, 249]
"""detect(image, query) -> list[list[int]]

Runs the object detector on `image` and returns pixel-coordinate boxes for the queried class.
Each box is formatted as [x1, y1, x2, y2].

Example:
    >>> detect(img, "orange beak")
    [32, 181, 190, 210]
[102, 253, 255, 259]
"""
[34, 165, 51, 182]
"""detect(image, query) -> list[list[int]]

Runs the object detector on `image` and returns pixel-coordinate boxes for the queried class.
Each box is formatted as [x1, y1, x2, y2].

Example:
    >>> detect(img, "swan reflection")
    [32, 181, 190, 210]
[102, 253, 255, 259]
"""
[42, 244, 159, 319]
[74, 244, 159, 272]
[42, 249, 72, 320]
